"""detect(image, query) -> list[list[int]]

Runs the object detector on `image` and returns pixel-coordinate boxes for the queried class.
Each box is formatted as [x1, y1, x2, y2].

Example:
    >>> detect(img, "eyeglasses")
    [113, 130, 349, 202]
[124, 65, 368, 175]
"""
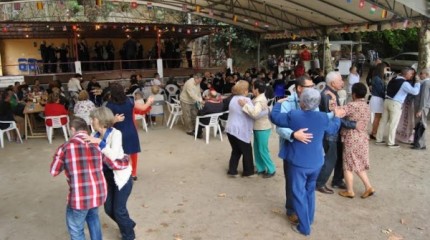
[301, 84, 315, 88]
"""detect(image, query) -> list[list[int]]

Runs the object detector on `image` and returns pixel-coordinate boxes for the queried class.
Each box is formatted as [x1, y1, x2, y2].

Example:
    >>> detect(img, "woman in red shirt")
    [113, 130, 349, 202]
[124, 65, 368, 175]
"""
[44, 93, 68, 126]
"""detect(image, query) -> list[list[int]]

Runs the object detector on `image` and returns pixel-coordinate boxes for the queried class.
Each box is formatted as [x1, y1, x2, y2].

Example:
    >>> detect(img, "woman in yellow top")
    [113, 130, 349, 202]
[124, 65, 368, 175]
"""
[239, 80, 276, 178]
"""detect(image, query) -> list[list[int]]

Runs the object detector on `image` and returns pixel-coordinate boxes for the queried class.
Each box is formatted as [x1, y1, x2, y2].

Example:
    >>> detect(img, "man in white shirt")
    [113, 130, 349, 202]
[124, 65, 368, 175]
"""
[151, 73, 163, 87]
[67, 74, 83, 104]
[376, 67, 421, 148]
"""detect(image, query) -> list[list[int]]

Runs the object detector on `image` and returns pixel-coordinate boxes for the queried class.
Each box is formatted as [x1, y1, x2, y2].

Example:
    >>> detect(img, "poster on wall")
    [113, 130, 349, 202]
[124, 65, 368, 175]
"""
[74, 61, 82, 74]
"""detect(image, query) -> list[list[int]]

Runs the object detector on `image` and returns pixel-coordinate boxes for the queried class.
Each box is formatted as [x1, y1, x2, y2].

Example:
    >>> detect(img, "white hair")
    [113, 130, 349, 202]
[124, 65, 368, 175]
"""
[325, 71, 342, 85]
[422, 67, 430, 76]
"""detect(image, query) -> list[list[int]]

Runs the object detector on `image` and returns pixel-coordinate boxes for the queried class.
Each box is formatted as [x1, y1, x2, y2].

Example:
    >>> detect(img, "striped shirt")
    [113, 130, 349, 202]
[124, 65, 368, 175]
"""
[50, 131, 129, 210]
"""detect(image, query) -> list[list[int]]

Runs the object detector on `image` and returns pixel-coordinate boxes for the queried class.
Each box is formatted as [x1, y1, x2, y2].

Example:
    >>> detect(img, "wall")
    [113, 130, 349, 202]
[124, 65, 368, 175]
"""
[0, 37, 157, 76]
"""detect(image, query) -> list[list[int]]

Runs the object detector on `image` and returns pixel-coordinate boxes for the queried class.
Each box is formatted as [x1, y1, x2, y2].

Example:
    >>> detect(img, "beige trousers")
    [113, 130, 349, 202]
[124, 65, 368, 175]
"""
[181, 101, 197, 133]
[376, 99, 402, 145]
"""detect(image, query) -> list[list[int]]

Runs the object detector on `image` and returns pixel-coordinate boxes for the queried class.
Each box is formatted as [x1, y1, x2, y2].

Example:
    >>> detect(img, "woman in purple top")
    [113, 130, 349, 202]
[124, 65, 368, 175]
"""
[225, 80, 255, 177]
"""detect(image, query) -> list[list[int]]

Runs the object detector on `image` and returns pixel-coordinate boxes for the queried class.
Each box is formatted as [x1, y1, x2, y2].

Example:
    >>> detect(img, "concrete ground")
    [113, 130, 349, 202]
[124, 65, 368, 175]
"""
[0, 119, 429, 240]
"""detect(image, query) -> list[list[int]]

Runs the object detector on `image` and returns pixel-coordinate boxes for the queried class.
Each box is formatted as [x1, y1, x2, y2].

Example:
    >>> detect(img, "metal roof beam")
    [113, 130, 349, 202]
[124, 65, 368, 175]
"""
[319, 0, 375, 23]
[287, 0, 347, 24]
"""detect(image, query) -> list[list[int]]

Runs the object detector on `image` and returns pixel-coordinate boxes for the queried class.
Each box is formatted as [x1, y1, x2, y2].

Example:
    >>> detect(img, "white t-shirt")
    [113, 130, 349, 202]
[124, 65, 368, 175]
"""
[347, 73, 360, 94]
[151, 78, 162, 86]
[67, 78, 82, 92]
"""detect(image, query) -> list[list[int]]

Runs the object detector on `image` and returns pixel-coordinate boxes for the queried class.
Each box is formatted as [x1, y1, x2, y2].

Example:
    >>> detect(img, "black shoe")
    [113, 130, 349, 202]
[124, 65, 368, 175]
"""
[132, 176, 138, 181]
[255, 170, 266, 175]
[317, 186, 334, 194]
[369, 135, 376, 140]
[196, 134, 203, 139]
[263, 172, 276, 178]
[331, 182, 347, 189]
[411, 146, 426, 150]
[186, 131, 194, 136]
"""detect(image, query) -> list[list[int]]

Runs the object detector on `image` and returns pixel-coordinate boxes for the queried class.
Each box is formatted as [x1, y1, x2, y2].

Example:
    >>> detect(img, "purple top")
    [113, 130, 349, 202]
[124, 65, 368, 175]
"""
[225, 95, 254, 143]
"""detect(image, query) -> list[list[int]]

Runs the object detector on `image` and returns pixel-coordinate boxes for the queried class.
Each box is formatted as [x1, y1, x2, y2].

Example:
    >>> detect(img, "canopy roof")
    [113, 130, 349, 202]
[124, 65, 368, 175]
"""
[0, 0, 428, 39]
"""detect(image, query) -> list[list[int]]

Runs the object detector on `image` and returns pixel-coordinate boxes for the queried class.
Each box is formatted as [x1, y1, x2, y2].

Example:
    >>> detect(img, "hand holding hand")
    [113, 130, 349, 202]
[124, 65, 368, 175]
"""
[238, 98, 247, 107]
[416, 111, 422, 118]
[334, 107, 346, 118]
[277, 97, 289, 103]
[294, 128, 313, 144]
[83, 135, 101, 144]
[114, 114, 125, 123]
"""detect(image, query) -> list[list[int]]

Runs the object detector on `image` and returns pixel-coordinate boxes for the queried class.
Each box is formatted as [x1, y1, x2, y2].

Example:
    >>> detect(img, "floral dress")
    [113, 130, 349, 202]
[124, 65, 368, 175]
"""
[340, 99, 370, 172]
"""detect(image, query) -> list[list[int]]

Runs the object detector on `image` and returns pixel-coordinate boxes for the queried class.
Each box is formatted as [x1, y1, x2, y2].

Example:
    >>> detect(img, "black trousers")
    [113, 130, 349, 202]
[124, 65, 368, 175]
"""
[227, 133, 254, 176]
[316, 139, 344, 188]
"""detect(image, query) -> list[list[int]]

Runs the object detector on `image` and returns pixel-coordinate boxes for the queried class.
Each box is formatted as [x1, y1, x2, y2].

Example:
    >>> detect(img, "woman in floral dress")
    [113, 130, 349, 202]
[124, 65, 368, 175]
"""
[335, 83, 375, 199]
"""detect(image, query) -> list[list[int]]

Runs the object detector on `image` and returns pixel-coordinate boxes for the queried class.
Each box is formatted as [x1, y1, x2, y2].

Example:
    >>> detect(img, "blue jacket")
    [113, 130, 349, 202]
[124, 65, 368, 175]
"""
[271, 103, 340, 169]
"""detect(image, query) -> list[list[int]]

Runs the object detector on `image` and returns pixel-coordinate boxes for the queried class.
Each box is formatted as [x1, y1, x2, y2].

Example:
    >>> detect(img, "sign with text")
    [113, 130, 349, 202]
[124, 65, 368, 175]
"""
[0, 75, 25, 88]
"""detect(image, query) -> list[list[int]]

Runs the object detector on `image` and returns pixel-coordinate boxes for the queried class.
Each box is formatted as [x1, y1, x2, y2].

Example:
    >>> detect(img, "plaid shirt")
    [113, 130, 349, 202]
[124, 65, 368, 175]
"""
[50, 131, 129, 210]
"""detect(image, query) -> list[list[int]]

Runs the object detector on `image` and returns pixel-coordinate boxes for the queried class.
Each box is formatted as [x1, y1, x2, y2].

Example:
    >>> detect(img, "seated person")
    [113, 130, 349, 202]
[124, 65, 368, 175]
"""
[0, 90, 24, 140]
[125, 77, 140, 95]
[150, 73, 164, 87]
[44, 93, 68, 127]
[87, 77, 102, 106]
[134, 91, 151, 115]
[74, 90, 95, 116]
[32, 79, 45, 93]
[196, 90, 224, 139]
[148, 85, 165, 124]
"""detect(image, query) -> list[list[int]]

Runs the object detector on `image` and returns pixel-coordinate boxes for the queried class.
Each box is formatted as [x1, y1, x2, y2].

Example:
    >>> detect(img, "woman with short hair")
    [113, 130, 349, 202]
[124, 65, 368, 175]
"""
[74, 90, 95, 116]
[85, 106, 135, 240]
[226, 80, 255, 177]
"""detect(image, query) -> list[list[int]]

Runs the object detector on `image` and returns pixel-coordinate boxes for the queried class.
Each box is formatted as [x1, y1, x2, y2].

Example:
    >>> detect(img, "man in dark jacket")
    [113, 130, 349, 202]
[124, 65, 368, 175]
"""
[196, 90, 223, 139]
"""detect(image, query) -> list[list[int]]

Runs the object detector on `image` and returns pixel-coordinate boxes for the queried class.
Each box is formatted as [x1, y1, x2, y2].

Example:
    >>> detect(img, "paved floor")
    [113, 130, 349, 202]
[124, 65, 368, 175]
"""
[0, 120, 429, 240]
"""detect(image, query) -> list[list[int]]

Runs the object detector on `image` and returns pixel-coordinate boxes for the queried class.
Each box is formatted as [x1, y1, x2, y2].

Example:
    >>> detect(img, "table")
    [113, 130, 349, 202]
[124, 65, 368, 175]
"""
[23, 102, 46, 139]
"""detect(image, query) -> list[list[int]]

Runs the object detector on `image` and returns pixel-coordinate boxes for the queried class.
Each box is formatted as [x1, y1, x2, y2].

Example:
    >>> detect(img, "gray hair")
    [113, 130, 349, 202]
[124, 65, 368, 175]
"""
[325, 71, 342, 85]
[194, 72, 203, 79]
[300, 88, 321, 110]
[90, 106, 115, 129]
[421, 67, 430, 76]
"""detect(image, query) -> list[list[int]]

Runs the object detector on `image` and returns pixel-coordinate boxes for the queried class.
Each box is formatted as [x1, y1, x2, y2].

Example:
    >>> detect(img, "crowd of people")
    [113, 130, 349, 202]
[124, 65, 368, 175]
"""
[2, 59, 429, 238]
[38, 37, 194, 74]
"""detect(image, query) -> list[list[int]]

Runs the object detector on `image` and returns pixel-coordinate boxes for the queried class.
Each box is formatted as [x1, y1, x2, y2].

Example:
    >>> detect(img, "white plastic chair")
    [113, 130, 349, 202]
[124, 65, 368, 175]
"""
[149, 100, 165, 126]
[0, 121, 23, 148]
[315, 82, 326, 92]
[134, 114, 148, 132]
[165, 84, 179, 102]
[45, 115, 69, 144]
[194, 112, 224, 144]
[165, 101, 183, 129]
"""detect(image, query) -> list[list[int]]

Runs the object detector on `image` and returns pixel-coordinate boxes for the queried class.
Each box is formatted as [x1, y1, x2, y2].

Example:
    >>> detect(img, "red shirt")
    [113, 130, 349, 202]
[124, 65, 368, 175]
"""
[44, 103, 68, 126]
[50, 131, 129, 210]
[300, 50, 311, 61]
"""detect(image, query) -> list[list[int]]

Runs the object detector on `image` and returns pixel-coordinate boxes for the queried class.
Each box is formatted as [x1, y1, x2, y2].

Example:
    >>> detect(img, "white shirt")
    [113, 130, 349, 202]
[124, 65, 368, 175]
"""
[67, 78, 82, 92]
[151, 78, 162, 86]
[347, 73, 360, 94]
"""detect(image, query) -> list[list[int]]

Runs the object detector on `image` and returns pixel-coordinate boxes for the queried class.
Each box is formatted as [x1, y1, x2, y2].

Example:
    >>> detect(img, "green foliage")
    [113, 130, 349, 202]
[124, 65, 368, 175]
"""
[360, 28, 419, 57]
[211, 26, 258, 57]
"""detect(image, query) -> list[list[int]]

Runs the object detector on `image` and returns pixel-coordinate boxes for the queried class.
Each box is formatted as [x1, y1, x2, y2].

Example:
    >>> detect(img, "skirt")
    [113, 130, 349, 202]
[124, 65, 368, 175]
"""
[369, 96, 384, 113]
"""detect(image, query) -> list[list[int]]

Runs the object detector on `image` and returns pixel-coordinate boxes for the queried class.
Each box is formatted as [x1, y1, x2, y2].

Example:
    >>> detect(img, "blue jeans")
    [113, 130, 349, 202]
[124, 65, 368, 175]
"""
[104, 176, 135, 240]
[66, 206, 102, 240]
